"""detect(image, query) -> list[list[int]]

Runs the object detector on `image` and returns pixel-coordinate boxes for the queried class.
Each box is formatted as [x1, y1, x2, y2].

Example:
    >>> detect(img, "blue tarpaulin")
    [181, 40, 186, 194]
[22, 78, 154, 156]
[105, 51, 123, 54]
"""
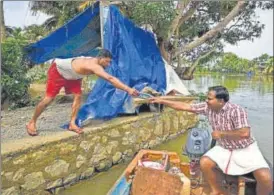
[25, 2, 101, 63]
[25, 2, 166, 127]
[76, 5, 166, 126]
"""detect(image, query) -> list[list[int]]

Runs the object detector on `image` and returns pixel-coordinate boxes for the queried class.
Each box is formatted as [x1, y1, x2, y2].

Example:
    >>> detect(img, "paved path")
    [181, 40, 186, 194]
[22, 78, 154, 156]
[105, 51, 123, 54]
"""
[1, 103, 72, 143]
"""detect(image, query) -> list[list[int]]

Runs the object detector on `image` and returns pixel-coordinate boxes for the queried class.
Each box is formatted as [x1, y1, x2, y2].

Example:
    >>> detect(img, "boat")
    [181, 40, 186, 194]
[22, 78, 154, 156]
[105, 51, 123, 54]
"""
[107, 149, 249, 195]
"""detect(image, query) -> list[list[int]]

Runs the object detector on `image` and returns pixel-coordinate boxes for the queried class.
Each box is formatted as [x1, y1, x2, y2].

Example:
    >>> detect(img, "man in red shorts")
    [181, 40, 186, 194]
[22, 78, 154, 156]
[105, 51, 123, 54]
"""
[26, 49, 139, 136]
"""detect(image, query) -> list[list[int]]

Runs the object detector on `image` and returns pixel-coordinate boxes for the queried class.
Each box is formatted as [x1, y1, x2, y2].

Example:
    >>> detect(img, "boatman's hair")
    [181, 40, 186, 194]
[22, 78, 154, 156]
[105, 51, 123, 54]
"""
[208, 86, 229, 102]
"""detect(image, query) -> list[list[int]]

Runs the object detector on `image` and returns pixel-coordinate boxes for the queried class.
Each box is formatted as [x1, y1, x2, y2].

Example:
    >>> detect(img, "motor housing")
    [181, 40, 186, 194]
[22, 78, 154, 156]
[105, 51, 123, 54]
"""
[183, 127, 212, 159]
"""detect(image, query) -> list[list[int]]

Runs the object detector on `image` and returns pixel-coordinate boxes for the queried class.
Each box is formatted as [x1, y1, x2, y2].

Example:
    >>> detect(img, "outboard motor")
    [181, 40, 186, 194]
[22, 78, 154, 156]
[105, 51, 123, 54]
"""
[184, 127, 212, 159]
[183, 127, 212, 187]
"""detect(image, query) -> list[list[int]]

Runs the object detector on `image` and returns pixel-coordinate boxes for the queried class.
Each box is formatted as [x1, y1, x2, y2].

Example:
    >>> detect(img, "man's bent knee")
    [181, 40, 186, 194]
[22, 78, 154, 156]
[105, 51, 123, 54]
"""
[254, 168, 273, 192]
[200, 156, 217, 170]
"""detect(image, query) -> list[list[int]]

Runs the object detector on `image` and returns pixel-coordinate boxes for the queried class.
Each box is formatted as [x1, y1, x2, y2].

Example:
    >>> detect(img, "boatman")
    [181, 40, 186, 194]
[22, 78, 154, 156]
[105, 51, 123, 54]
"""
[149, 86, 272, 195]
[26, 49, 139, 136]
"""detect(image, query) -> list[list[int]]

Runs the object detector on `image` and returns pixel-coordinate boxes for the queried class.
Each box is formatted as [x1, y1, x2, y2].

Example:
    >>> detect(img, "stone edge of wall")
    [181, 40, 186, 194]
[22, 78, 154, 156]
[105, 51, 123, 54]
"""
[1, 107, 199, 195]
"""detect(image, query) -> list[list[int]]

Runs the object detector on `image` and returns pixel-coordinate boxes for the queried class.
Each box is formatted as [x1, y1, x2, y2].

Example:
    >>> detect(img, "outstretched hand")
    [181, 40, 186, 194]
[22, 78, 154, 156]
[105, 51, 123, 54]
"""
[149, 97, 162, 104]
[128, 88, 140, 97]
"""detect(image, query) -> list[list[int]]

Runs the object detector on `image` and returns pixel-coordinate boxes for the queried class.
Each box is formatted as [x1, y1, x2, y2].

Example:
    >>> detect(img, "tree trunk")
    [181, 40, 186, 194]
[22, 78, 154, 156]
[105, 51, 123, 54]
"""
[174, 1, 246, 58]
[0, 1, 6, 42]
[174, 28, 180, 68]
[158, 37, 169, 62]
[1, 88, 8, 107]
[163, 1, 199, 65]
[179, 67, 194, 80]
[180, 47, 216, 80]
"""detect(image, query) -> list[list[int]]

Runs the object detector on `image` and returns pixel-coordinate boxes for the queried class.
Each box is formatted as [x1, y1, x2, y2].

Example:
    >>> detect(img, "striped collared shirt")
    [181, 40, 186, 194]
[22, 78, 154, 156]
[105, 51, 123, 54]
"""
[191, 102, 255, 149]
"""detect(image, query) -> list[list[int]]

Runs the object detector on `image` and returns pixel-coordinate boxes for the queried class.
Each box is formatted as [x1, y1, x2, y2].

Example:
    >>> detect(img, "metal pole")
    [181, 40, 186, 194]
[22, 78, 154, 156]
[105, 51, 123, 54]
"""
[99, 0, 105, 48]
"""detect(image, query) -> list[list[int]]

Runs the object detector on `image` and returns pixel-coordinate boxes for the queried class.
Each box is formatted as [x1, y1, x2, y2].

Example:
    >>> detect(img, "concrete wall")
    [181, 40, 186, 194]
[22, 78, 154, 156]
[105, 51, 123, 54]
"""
[1, 108, 198, 195]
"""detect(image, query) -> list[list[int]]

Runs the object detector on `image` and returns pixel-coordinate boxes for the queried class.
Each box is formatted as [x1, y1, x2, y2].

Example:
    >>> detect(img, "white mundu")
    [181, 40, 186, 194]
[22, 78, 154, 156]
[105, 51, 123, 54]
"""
[54, 56, 92, 80]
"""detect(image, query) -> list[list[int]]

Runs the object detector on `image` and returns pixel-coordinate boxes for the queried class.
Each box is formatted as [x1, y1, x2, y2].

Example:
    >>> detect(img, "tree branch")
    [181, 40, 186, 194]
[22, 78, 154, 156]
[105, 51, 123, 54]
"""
[167, 0, 191, 41]
[193, 46, 217, 67]
[178, 1, 200, 27]
[224, 12, 245, 33]
[184, 45, 217, 77]
[196, 8, 208, 13]
[174, 1, 246, 58]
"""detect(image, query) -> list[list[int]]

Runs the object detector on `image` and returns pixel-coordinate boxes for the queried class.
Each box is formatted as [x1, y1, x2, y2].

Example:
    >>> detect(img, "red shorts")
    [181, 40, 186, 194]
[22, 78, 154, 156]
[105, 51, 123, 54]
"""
[46, 63, 82, 97]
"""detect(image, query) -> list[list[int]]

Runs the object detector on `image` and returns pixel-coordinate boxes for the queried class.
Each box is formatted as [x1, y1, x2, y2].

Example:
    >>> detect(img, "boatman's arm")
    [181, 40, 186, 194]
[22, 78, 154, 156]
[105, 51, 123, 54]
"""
[149, 97, 196, 113]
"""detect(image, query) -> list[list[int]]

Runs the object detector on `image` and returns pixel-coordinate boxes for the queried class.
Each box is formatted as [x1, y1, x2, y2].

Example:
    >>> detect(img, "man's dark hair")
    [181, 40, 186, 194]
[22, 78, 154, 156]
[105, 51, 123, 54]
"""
[208, 86, 229, 102]
[97, 49, 112, 59]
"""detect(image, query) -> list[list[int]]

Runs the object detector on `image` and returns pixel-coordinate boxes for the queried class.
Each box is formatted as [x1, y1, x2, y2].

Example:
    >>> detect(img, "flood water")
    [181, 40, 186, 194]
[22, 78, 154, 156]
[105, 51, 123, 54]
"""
[61, 74, 273, 195]
[184, 74, 273, 164]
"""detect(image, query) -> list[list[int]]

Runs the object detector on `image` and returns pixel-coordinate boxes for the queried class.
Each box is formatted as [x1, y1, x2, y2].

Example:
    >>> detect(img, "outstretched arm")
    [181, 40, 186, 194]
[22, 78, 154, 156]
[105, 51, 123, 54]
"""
[92, 66, 139, 96]
[149, 97, 195, 112]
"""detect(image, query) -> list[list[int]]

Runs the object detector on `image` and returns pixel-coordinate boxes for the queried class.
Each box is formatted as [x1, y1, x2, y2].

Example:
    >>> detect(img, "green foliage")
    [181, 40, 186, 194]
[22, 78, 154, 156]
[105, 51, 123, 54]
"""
[1, 37, 31, 108]
[215, 53, 251, 73]
[126, 2, 175, 38]
[197, 52, 273, 75]
[24, 24, 47, 42]
[29, 1, 80, 28]
[26, 64, 49, 83]
[262, 56, 273, 75]
[252, 53, 271, 65]
[250, 54, 273, 75]
[5, 25, 47, 43]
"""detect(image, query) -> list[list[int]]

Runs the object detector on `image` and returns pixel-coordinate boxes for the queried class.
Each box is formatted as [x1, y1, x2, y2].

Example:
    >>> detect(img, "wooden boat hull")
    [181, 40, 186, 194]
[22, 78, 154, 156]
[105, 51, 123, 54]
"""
[107, 149, 256, 195]
[108, 150, 186, 195]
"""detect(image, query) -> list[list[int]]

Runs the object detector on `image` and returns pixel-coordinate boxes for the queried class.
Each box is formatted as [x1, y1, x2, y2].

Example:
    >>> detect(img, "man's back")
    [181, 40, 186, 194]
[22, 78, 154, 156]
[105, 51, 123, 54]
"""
[54, 56, 101, 80]
[71, 57, 98, 76]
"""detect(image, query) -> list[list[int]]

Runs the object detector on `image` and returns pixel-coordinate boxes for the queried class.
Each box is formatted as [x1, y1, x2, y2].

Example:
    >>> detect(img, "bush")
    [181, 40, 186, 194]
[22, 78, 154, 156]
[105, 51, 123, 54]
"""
[26, 63, 49, 83]
[1, 37, 31, 109]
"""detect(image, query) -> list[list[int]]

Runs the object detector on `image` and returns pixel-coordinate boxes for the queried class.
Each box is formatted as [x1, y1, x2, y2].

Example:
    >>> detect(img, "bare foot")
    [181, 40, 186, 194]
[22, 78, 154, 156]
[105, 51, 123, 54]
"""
[26, 122, 38, 136]
[68, 123, 83, 134]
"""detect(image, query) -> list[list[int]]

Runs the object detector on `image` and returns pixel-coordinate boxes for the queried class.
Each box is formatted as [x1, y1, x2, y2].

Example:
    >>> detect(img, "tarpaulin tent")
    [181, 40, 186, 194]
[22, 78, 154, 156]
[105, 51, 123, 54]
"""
[25, 2, 189, 127]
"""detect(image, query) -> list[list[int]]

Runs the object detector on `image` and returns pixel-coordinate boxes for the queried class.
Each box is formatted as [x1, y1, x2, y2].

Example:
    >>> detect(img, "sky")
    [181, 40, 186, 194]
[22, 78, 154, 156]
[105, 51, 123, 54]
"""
[4, 1, 50, 27]
[223, 8, 273, 60]
[3, 1, 273, 60]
